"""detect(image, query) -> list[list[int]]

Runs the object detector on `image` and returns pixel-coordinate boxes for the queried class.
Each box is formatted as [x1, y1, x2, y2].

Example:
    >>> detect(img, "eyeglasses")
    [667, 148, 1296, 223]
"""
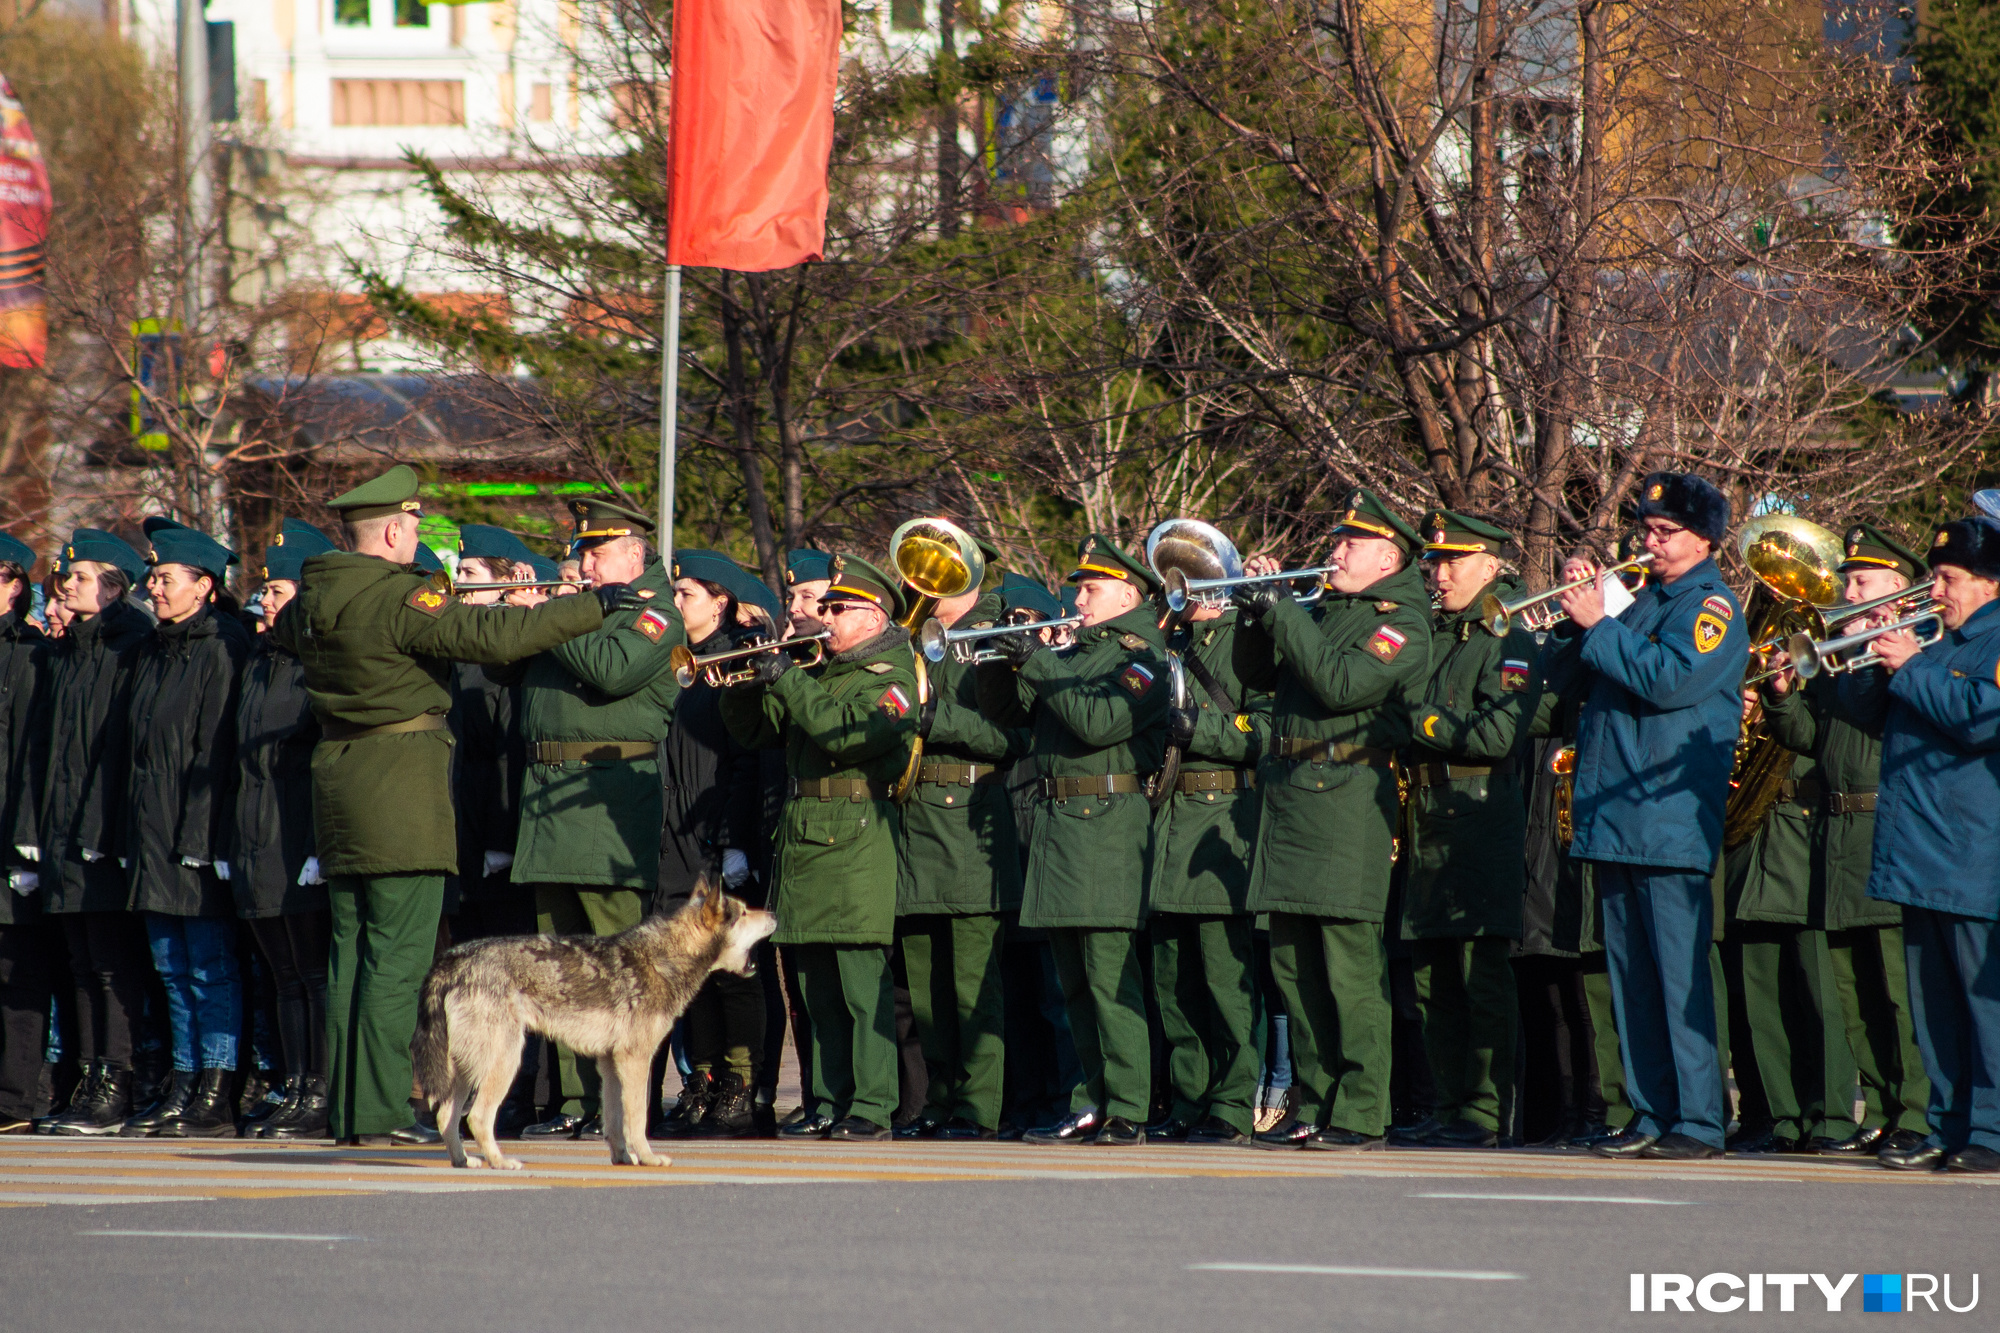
[1640, 522, 1687, 541]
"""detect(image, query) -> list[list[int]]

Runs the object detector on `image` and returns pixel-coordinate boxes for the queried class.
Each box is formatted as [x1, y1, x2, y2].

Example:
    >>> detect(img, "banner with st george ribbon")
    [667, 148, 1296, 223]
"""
[0, 74, 50, 370]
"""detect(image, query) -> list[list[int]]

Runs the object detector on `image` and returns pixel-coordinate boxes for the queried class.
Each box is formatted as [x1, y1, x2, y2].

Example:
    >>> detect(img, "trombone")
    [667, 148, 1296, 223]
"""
[921, 614, 1083, 664]
[669, 630, 831, 688]
[1479, 555, 1653, 638]
[1781, 612, 1945, 681]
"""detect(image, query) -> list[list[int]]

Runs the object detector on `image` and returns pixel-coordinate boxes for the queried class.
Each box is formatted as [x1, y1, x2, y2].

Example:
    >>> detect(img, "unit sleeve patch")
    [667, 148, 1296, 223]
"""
[1702, 595, 1734, 621]
[406, 586, 449, 617]
[876, 684, 912, 718]
[1119, 662, 1156, 697]
[1500, 659, 1530, 692]
[634, 608, 672, 642]
[1694, 613, 1728, 654]
[864, 661, 895, 674]
[1365, 625, 1408, 661]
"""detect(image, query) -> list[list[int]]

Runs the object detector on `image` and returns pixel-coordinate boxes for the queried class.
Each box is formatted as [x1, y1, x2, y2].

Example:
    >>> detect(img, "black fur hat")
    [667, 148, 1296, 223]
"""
[1633, 472, 1731, 546]
[1927, 516, 2000, 582]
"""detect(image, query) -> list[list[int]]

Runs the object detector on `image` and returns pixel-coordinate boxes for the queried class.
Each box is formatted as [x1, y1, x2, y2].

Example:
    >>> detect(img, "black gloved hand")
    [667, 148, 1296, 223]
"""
[995, 628, 1043, 669]
[1232, 581, 1282, 619]
[594, 583, 646, 615]
[917, 693, 940, 739]
[748, 648, 794, 688]
[1166, 704, 1199, 751]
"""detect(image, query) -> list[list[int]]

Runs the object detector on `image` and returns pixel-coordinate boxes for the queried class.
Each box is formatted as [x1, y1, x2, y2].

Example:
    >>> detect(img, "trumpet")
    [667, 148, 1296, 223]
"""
[1744, 584, 1939, 682]
[1783, 612, 1945, 680]
[669, 630, 831, 688]
[1479, 555, 1653, 637]
[1160, 565, 1339, 615]
[920, 614, 1083, 664]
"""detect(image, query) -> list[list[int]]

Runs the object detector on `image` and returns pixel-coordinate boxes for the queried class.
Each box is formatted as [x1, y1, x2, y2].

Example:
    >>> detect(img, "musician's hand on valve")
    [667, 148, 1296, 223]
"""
[1869, 628, 1922, 673]
[748, 647, 794, 687]
[1242, 553, 1282, 579]
[1763, 651, 1796, 697]
[995, 628, 1042, 669]
[1558, 561, 1607, 630]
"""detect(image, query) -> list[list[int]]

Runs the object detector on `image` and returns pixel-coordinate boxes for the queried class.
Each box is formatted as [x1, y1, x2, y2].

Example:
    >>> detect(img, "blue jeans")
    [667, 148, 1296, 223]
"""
[144, 914, 242, 1072]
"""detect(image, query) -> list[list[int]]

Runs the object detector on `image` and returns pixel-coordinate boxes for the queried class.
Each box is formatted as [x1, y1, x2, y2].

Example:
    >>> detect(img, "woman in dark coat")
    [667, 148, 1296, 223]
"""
[119, 520, 252, 1138]
[234, 520, 334, 1139]
[36, 531, 154, 1135]
[0, 533, 51, 1134]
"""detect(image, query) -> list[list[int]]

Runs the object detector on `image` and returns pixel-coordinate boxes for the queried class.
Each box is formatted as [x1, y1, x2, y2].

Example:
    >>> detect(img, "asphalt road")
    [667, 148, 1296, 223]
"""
[0, 1139, 1993, 1332]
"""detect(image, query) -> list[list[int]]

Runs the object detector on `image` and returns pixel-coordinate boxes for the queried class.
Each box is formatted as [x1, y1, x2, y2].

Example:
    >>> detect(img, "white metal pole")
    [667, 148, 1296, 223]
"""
[657, 264, 681, 563]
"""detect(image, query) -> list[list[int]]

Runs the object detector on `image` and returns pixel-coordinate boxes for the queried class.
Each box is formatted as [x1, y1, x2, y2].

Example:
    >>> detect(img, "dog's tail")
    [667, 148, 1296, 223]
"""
[410, 968, 452, 1111]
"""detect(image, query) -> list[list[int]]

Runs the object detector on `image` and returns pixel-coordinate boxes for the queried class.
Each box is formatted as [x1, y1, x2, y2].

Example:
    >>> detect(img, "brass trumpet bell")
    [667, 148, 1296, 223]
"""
[1736, 515, 1846, 609]
[889, 517, 986, 630]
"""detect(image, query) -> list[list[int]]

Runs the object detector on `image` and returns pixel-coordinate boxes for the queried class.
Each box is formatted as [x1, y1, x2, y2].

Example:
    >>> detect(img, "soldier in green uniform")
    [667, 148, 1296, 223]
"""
[267, 465, 635, 1144]
[1760, 523, 1932, 1158]
[720, 554, 917, 1141]
[1146, 590, 1270, 1145]
[1396, 510, 1542, 1148]
[1235, 491, 1432, 1150]
[511, 500, 685, 1140]
[978, 536, 1169, 1145]
[895, 556, 1024, 1142]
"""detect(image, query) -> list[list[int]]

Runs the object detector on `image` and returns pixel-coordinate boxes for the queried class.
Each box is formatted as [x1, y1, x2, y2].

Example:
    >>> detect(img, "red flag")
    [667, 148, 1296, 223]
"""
[665, 0, 838, 271]
[0, 74, 52, 370]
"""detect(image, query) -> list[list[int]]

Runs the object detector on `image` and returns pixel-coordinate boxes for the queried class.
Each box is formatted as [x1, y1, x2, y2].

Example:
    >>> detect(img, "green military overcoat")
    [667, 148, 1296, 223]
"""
[720, 626, 917, 946]
[510, 559, 684, 889]
[1235, 562, 1432, 922]
[1761, 677, 1900, 930]
[1401, 579, 1541, 940]
[896, 593, 1026, 915]
[976, 603, 1168, 930]
[268, 551, 603, 877]
[1150, 610, 1268, 915]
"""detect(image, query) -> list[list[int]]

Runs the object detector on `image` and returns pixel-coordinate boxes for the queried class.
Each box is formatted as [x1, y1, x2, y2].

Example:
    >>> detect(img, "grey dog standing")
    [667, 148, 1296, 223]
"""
[413, 878, 777, 1169]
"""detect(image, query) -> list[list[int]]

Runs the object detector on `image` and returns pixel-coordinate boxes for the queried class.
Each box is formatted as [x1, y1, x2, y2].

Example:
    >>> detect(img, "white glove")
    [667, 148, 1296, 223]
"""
[118, 858, 127, 869]
[215, 861, 230, 882]
[482, 850, 514, 878]
[298, 856, 326, 887]
[15, 844, 36, 862]
[181, 856, 210, 869]
[80, 849, 102, 863]
[8, 869, 35, 895]
[721, 848, 750, 888]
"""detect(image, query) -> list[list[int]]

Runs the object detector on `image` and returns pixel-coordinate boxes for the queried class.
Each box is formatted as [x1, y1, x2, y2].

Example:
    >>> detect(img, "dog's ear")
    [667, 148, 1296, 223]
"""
[694, 871, 725, 924]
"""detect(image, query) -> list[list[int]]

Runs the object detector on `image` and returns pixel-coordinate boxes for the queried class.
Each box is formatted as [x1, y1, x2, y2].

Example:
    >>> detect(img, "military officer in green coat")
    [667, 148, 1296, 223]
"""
[510, 499, 685, 1139]
[720, 554, 918, 1141]
[267, 465, 631, 1144]
[977, 536, 1169, 1145]
[1397, 510, 1542, 1148]
[1235, 490, 1433, 1150]
[1760, 523, 1932, 1158]
[1146, 595, 1270, 1146]
[895, 559, 1025, 1141]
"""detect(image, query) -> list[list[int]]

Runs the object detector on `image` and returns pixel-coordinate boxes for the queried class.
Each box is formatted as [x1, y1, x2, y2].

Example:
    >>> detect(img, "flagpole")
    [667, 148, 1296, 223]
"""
[657, 263, 681, 565]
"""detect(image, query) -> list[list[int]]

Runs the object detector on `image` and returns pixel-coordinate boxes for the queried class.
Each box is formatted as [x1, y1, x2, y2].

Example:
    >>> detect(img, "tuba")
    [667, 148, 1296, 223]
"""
[1722, 515, 1846, 848]
[1144, 519, 1242, 803]
[887, 517, 986, 803]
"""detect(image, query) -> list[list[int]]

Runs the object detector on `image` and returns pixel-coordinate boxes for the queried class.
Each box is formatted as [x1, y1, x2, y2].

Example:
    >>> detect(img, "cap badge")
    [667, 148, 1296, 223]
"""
[1935, 531, 1949, 548]
[1648, 483, 1664, 501]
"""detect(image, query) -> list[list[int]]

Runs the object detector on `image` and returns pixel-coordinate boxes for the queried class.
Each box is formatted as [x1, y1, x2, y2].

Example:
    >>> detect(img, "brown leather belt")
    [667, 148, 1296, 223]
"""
[1176, 769, 1256, 794]
[1041, 774, 1145, 799]
[917, 762, 1004, 787]
[1410, 762, 1497, 789]
[531, 740, 656, 764]
[1778, 779, 1877, 815]
[1277, 738, 1394, 767]
[791, 777, 891, 801]
[320, 713, 448, 742]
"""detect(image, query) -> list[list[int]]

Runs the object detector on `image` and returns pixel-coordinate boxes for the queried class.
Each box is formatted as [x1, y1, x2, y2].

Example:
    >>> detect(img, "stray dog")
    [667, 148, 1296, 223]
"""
[412, 877, 776, 1170]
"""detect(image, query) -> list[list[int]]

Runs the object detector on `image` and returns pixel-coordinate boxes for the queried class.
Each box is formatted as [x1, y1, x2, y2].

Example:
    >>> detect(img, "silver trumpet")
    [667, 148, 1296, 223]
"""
[1480, 555, 1653, 637]
[1160, 565, 1338, 615]
[1786, 612, 1945, 680]
[921, 614, 1083, 664]
[1817, 580, 1937, 632]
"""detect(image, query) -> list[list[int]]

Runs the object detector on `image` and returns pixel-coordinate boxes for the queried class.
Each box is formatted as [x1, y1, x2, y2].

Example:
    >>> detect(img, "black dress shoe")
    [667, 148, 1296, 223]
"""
[1252, 1115, 1319, 1150]
[388, 1121, 443, 1146]
[779, 1112, 834, 1139]
[1388, 1114, 1444, 1145]
[1878, 1128, 1929, 1158]
[1144, 1116, 1194, 1143]
[826, 1116, 891, 1141]
[1641, 1132, 1722, 1160]
[1307, 1127, 1387, 1151]
[0, 1113, 33, 1135]
[1800, 1136, 1847, 1155]
[1727, 1127, 1793, 1155]
[1946, 1144, 2000, 1173]
[894, 1114, 945, 1141]
[1023, 1110, 1103, 1145]
[1566, 1119, 1611, 1149]
[996, 1122, 1027, 1142]
[1879, 1135, 1947, 1171]
[521, 1112, 587, 1139]
[572, 1115, 603, 1140]
[1817, 1125, 1886, 1155]
[1093, 1116, 1145, 1146]
[1591, 1128, 1660, 1158]
[1186, 1115, 1250, 1146]
[1725, 1118, 1775, 1150]
[934, 1117, 998, 1141]
[1421, 1118, 1499, 1149]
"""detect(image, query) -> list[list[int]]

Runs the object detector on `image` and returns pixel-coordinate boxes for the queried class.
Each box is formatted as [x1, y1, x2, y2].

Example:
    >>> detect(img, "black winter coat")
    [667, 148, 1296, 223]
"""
[451, 661, 526, 899]
[232, 636, 322, 918]
[124, 606, 252, 917]
[37, 599, 152, 913]
[657, 629, 773, 906]
[0, 611, 46, 926]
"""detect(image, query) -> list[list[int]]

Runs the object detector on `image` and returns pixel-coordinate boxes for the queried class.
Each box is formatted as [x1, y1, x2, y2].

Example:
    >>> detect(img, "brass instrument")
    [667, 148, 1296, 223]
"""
[1145, 519, 1244, 612]
[428, 570, 583, 595]
[887, 517, 986, 802]
[1743, 581, 1938, 685]
[1723, 515, 1846, 849]
[1478, 555, 1653, 638]
[669, 630, 831, 688]
[1551, 746, 1577, 847]
[1786, 612, 1945, 679]
[920, 614, 1084, 664]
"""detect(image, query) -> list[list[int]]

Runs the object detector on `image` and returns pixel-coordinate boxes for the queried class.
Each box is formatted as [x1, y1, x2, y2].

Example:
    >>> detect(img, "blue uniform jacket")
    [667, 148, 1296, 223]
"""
[1542, 557, 1748, 872]
[1845, 598, 2000, 921]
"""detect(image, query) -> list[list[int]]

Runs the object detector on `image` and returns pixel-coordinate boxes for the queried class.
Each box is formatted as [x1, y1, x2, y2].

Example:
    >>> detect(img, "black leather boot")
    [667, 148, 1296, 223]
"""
[238, 1070, 284, 1129]
[661, 1070, 714, 1138]
[162, 1068, 238, 1138]
[249, 1077, 305, 1139]
[263, 1077, 329, 1140]
[695, 1072, 756, 1138]
[119, 1070, 195, 1138]
[47, 1063, 133, 1136]
[36, 1061, 97, 1134]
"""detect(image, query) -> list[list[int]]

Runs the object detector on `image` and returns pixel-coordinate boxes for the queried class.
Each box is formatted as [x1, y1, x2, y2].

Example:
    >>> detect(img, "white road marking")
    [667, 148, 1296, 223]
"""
[0, 1193, 213, 1206]
[1412, 1191, 1698, 1205]
[1190, 1262, 1525, 1281]
[83, 1230, 360, 1241]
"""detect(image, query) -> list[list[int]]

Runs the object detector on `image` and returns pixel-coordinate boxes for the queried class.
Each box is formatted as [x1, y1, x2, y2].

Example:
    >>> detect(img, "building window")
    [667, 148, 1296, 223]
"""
[333, 0, 429, 29]
[334, 0, 368, 24]
[529, 82, 552, 122]
[332, 79, 465, 126]
[891, 0, 923, 29]
[395, 0, 427, 25]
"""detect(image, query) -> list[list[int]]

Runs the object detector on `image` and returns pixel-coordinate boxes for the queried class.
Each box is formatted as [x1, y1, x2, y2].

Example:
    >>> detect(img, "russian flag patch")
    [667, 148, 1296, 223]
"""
[635, 609, 672, 642]
[1119, 662, 1156, 697]
[1501, 659, 1530, 692]
[877, 684, 912, 718]
[1702, 595, 1733, 621]
[1366, 625, 1408, 661]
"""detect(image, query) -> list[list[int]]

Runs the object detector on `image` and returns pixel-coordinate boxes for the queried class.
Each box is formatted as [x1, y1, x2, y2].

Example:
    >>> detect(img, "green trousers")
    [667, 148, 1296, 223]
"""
[681, 969, 766, 1082]
[1151, 913, 1258, 1135]
[900, 913, 1007, 1131]
[327, 874, 445, 1139]
[1047, 927, 1152, 1123]
[790, 942, 898, 1127]
[1412, 936, 1518, 1133]
[1580, 954, 1632, 1131]
[534, 884, 646, 1117]
[1827, 924, 1931, 1134]
[1737, 923, 1857, 1141]
[1267, 912, 1392, 1136]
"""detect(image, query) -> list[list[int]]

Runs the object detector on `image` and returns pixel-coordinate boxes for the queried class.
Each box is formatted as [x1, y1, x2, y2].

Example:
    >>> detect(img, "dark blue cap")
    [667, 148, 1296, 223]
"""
[525, 554, 560, 584]
[734, 571, 782, 620]
[1060, 585, 1080, 618]
[1928, 515, 2000, 582]
[671, 548, 742, 588]
[413, 544, 446, 574]
[786, 549, 833, 586]
[457, 523, 538, 567]
[143, 517, 237, 581]
[0, 531, 35, 572]
[261, 519, 334, 583]
[999, 571, 1062, 619]
[64, 529, 147, 584]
